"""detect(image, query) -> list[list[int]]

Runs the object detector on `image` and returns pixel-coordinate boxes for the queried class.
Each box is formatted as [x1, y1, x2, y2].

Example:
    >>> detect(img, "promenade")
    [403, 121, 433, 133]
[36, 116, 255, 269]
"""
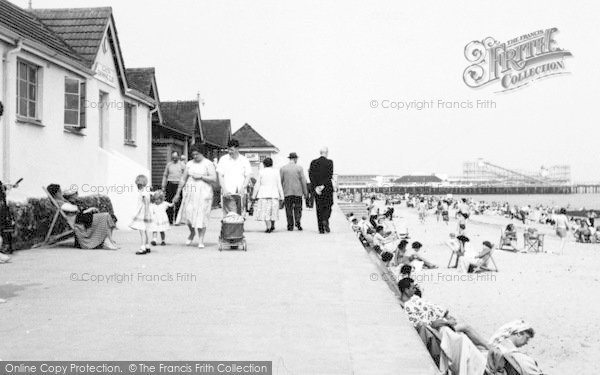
[0, 205, 438, 374]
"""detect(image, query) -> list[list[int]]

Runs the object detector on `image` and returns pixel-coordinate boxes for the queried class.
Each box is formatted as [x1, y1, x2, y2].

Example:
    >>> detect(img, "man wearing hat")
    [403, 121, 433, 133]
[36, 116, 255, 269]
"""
[280, 152, 308, 231]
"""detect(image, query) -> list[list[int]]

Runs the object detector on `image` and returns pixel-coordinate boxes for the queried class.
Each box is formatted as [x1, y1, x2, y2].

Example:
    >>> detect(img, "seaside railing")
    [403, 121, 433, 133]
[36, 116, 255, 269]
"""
[339, 184, 600, 195]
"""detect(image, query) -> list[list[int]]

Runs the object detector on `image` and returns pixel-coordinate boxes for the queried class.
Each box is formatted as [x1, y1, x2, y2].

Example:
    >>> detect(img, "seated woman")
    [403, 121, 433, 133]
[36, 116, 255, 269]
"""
[392, 239, 412, 267]
[487, 320, 544, 375]
[407, 241, 438, 269]
[47, 184, 118, 250]
[467, 241, 494, 273]
[373, 225, 397, 251]
[574, 220, 591, 243]
[503, 224, 518, 250]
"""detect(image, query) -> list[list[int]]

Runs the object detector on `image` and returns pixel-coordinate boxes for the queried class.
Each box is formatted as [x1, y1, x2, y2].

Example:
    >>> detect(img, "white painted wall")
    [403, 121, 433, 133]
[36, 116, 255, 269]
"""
[0, 41, 152, 230]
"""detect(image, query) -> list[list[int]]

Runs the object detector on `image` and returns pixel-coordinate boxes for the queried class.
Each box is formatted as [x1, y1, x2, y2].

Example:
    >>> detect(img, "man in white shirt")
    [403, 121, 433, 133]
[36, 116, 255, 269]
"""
[217, 139, 252, 212]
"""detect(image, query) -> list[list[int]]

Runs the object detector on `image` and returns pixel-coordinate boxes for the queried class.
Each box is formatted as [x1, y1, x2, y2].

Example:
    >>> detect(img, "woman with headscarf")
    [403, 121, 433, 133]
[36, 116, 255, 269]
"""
[487, 320, 545, 375]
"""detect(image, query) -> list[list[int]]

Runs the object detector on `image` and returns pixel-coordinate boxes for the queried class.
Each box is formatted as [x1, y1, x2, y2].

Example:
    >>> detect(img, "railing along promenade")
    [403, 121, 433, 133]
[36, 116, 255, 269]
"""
[340, 184, 600, 195]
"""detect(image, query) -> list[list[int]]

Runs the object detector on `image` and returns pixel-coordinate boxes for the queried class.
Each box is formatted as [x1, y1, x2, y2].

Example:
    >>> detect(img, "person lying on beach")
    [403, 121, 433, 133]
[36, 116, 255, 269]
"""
[408, 241, 438, 269]
[486, 320, 544, 375]
[467, 241, 494, 273]
[398, 277, 489, 350]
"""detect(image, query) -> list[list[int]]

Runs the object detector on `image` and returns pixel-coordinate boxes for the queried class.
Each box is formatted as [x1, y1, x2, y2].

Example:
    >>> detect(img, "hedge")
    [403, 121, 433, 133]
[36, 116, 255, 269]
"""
[5, 195, 115, 250]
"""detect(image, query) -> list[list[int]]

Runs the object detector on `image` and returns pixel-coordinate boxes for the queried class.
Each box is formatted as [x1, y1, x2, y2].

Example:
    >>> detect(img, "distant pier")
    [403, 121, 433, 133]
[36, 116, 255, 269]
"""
[340, 184, 600, 195]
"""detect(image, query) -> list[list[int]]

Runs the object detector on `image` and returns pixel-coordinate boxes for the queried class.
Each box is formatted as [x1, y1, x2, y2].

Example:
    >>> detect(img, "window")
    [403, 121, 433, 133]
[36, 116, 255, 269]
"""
[124, 102, 136, 145]
[16, 60, 41, 120]
[64, 77, 86, 128]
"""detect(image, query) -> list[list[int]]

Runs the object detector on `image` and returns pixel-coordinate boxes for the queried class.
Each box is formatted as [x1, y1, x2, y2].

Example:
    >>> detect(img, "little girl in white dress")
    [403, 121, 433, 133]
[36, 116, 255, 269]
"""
[151, 190, 173, 246]
[129, 175, 152, 254]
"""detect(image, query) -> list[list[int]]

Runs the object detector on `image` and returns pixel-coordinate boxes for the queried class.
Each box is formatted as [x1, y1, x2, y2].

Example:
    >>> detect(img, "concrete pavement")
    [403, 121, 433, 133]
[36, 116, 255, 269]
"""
[0, 205, 438, 374]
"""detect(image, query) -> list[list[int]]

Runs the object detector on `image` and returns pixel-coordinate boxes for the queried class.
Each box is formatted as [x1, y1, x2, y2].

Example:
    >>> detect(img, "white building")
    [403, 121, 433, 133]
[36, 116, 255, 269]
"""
[0, 2, 155, 228]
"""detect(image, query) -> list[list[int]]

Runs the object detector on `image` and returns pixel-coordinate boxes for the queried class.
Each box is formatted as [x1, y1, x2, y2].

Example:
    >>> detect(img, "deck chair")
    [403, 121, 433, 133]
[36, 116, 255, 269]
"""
[474, 248, 499, 272]
[523, 232, 544, 253]
[447, 239, 465, 268]
[32, 187, 75, 248]
[417, 324, 443, 367]
[484, 347, 524, 375]
[498, 229, 518, 252]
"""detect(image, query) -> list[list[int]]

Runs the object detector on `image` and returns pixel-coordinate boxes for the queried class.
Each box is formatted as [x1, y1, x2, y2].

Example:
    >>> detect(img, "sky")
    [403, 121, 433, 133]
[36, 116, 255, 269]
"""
[10, 0, 600, 182]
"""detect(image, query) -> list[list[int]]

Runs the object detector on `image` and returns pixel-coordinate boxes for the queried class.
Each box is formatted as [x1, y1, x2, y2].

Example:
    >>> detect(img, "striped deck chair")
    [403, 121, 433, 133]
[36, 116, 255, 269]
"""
[32, 187, 75, 248]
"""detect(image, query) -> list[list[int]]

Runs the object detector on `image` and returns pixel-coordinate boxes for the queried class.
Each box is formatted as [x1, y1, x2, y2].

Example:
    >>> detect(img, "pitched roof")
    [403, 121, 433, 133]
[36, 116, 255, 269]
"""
[232, 123, 277, 150]
[394, 175, 442, 184]
[201, 120, 231, 148]
[0, 0, 82, 63]
[28, 7, 111, 68]
[159, 101, 200, 137]
[125, 68, 156, 98]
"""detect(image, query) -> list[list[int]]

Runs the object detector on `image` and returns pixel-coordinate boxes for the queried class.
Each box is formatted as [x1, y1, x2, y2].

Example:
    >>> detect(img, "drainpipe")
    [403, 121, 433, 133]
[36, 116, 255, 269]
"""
[148, 105, 159, 180]
[2, 38, 24, 181]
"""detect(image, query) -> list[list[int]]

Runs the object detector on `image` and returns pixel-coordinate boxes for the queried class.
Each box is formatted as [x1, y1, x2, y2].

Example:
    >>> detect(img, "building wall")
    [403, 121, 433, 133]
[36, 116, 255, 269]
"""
[1, 41, 152, 229]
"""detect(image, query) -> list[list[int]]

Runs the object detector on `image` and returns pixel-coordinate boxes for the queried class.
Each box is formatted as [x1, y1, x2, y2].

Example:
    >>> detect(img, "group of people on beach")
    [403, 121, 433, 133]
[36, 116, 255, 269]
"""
[344, 195, 546, 374]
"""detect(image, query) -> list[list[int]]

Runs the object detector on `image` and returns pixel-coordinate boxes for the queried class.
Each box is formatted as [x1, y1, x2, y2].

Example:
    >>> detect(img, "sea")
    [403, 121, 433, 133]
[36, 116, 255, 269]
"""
[459, 193, 600, 210]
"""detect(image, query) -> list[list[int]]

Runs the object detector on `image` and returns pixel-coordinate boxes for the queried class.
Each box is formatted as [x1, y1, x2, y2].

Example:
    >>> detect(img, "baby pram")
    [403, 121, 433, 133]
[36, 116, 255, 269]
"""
[219, 194, 247, 251]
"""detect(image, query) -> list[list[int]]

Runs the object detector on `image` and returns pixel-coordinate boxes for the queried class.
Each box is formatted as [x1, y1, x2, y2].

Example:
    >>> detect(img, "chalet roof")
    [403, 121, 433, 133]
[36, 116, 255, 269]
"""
[232, 123, 277, 150]
[0, 0, 82, 63]
[28, 7, 111, 68]
[201, 119, 231, 148]
[125, 68, 155, 98]
[394, 175, 443, 184]
[159, 101, 200, 137]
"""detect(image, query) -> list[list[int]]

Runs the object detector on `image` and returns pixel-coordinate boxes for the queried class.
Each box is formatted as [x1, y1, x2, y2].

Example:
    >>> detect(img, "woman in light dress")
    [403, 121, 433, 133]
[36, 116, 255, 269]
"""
[252, 157, 284, 233]
[173, 145, 217, 248]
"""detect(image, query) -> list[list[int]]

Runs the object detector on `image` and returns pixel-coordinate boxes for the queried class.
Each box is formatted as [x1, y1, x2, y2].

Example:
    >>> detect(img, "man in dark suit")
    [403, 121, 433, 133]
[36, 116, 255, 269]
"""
[309, 147, 334, 234]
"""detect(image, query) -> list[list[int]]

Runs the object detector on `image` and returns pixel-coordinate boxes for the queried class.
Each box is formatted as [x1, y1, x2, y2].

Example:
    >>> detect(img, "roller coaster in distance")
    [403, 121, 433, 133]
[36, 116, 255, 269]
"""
[458, 159, 571, 186]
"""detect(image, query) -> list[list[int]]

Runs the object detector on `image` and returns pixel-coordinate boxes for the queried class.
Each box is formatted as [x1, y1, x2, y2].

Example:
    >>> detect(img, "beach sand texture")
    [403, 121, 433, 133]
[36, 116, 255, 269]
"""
[390, 204, 600, 375]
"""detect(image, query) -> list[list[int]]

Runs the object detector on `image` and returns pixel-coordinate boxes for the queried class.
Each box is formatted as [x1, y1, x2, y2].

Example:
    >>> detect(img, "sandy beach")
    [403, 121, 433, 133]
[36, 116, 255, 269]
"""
[387, 203, 600, 374]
